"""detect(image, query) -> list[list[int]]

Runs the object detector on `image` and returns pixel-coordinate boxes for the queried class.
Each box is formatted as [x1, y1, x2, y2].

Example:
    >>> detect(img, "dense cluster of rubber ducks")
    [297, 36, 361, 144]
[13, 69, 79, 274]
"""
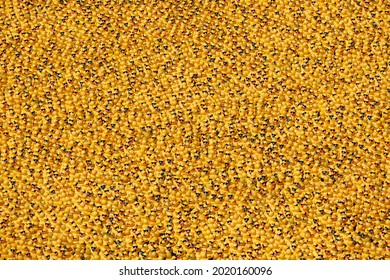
[0, 0, 389, 259]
